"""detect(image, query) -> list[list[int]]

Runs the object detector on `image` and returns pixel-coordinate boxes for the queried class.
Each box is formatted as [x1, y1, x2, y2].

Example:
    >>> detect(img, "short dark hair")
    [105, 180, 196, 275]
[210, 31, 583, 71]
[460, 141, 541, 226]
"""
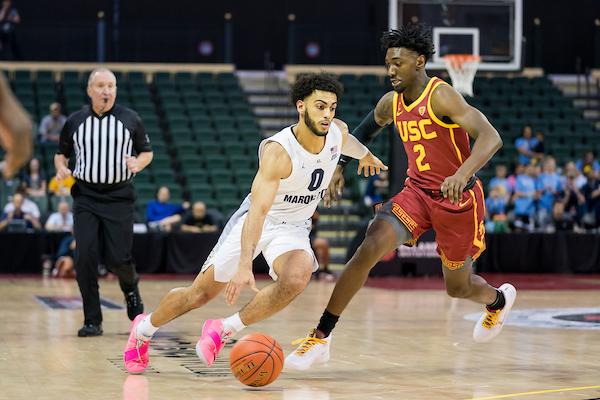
[381, 22, 435, 62]
[288, 72, 344, 105]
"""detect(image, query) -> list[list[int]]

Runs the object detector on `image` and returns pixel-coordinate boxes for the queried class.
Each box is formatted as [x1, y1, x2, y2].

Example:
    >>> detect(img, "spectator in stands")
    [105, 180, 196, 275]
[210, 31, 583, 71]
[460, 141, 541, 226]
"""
[363, 170, 389, 206]
[552, 201, 579, 233]
[0, 192, 41, 230]
[44, 200, 73, 232]
[39, 103, 67, 144]
[536, 156, 562, 230]
[22, 158, 47, 198]
[513, 163, 538, 233]
[0, 0, 20, 60]
[146, 186, 189, 231]
[575, 150, 600, 176]
[515, 125, 543, 165]
[562, 161, 587, 189]
[180, 201, 218, 233]
[507, 163, 524, 194]
[533, 130, 545, 155]
[560, 170, 586, 225]
[581, 166, 600, 228]
[488, 164, 511, 205]
[484, 185, 508, 232]
[3, 185, 40, 221]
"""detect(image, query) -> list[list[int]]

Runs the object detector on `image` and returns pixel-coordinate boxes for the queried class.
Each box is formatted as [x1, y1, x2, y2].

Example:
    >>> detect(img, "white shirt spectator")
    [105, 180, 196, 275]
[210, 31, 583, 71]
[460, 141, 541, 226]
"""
[4, 197, 40, 218]
[45, 211, 74, 232]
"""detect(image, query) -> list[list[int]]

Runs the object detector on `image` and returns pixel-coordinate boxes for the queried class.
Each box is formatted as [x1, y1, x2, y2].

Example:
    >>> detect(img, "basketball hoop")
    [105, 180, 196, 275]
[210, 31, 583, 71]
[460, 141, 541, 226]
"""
[443, 54, 481, 97]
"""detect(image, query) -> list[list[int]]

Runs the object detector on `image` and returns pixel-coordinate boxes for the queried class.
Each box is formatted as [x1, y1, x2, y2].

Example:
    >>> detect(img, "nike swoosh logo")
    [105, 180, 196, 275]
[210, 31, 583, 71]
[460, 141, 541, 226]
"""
[396, 110, 403, 116]
[459, 198, 472, 207]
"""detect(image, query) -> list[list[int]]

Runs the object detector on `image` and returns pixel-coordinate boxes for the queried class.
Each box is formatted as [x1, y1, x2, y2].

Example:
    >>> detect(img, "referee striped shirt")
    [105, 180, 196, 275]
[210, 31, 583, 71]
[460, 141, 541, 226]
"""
[58, 105, 152, 185]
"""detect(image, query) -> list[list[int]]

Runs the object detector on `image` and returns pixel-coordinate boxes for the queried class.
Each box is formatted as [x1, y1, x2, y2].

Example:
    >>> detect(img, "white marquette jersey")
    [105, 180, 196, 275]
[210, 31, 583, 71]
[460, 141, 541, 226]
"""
[257, 123, 343, 225]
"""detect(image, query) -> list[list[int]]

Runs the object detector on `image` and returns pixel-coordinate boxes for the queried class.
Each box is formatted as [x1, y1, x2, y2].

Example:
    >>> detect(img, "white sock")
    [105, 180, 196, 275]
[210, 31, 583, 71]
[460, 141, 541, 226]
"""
[135, 313, 159, 341]
[222, 313, 246, 337]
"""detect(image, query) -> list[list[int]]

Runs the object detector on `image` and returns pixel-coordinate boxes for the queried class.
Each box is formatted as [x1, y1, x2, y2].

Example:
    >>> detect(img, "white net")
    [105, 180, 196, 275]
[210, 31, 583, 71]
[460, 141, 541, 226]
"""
[444, 54, 481, 97]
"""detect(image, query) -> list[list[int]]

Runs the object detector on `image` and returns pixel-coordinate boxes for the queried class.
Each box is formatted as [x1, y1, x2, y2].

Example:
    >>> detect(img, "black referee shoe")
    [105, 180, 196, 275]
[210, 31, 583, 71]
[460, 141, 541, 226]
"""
[125, 287, 144, 321]
[78, 324, 103, 337]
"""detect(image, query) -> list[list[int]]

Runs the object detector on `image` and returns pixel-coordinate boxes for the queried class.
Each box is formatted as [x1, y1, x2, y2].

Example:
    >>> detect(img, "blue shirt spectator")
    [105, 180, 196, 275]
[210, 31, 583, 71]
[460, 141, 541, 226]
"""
[514, 168, 537, 216]
[536, 157, 562, 212]
[146, 186, 189, 231]
[575, 150, 600, 174]
[488, 164, 511, 204]
[515, 125, 541, 165]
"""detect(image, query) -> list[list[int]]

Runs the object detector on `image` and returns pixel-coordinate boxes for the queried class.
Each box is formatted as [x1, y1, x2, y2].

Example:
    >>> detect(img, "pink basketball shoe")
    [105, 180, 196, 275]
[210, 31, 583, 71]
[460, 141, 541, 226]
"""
[124, 314, 151, 374]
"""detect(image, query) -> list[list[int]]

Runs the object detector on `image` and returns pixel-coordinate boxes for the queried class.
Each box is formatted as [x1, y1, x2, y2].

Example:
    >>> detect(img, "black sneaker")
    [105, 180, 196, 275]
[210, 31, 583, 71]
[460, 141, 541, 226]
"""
[125, 287, 144, 321]
[78, 324, 103, 337]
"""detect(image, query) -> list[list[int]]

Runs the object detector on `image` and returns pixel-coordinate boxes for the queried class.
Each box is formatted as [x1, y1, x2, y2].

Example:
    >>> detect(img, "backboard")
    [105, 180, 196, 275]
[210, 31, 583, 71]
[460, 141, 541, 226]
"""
[388, 0, 522, 71]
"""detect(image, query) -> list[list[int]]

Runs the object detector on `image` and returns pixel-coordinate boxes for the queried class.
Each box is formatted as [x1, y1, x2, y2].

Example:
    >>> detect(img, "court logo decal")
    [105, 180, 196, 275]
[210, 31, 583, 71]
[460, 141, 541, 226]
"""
[35, 295, 124, 310]
[465, 307, 600, 330]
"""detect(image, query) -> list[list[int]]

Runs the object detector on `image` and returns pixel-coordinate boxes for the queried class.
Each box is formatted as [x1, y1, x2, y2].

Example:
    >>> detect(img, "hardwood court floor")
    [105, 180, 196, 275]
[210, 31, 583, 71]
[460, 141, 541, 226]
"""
[1, 274, 600, 400]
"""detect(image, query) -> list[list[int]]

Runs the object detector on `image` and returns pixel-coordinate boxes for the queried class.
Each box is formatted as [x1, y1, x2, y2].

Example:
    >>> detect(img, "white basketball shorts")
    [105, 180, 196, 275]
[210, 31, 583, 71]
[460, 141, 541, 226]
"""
[201, 197, 318, 282]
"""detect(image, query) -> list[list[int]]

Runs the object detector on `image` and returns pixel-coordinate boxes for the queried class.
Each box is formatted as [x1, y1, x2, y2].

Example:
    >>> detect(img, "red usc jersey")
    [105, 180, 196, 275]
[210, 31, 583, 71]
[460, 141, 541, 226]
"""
[393, 77, 471, 190]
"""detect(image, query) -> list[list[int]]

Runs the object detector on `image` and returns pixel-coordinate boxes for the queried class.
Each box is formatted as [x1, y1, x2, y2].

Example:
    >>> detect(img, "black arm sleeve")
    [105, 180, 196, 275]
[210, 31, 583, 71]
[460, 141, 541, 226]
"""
[339, 109, 385, 170]
[133, 114, 152, 154]
[57, 118, 74, 157]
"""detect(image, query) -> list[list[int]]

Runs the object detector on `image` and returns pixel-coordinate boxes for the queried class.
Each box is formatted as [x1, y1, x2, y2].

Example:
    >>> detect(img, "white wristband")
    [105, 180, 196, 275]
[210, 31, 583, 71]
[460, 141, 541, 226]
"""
[342, 134, 369, 159]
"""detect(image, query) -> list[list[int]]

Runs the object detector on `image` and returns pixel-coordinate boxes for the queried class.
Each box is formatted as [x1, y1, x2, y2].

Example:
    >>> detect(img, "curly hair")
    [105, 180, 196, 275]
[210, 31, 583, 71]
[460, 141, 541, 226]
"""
[288, 72, 344, 105]
[381, 22, 435, 62]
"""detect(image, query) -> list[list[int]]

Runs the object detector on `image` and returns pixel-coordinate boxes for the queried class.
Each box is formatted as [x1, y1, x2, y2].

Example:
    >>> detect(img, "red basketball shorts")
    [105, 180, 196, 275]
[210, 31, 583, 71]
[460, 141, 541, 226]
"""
[390, 178, 486, 270]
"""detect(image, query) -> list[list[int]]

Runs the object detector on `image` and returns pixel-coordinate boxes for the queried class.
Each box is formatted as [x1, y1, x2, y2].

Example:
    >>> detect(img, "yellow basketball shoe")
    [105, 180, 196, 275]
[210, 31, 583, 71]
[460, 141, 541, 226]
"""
[473, 283, 517, 343]
[284, 329, 331, 371]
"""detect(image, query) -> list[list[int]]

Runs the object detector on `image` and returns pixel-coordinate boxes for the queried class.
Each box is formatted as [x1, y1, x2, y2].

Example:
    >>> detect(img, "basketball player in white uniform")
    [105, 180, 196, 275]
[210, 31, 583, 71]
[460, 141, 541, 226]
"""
[123, 72, 387, 374]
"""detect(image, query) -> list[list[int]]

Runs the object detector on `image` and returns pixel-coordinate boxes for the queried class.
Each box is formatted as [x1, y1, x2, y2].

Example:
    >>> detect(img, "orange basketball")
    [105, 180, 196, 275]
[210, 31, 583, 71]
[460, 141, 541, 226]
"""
[229, 333, 284, 387]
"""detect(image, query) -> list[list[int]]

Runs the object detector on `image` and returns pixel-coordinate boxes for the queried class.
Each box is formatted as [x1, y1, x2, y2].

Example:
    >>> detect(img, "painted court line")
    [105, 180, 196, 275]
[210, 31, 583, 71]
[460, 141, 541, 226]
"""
[466, 385, 600, 400]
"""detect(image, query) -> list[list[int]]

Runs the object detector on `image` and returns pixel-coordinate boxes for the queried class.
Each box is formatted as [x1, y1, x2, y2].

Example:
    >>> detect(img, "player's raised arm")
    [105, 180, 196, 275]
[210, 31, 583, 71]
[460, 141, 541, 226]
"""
[432, 84, 503, 203]
[224, 141, 292, 306]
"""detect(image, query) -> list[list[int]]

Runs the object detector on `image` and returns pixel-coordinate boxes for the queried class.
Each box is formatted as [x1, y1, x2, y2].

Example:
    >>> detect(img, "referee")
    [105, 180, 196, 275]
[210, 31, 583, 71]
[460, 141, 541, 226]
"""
[55, 68, 153, 337]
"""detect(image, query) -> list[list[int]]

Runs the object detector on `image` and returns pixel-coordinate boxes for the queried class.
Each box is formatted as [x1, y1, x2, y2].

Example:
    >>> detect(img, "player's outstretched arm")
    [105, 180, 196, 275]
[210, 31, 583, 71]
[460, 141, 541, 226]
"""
[0, 71, 32, 180]
[225, 141, 291, 306]
[433, 85, 503, 204]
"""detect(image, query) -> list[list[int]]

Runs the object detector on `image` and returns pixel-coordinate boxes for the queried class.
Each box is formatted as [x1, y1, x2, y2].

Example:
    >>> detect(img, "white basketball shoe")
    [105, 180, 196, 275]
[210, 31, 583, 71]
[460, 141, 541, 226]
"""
[473, 283, 517, 343]
[284, 329, 331, 371]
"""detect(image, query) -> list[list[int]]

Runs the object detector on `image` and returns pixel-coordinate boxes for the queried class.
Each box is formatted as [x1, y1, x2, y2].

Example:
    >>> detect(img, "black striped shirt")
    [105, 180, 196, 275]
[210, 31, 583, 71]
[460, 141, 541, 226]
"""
[58, 105, 152, 185]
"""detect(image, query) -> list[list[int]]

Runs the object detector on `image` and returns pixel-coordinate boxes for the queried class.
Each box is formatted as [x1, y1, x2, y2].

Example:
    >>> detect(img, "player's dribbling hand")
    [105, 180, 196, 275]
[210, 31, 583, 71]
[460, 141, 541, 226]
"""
[358, 153, 388, 178]
[324, 165, 345, 208]
[440, 173, 468, 205]
[225, 267, 259, 306]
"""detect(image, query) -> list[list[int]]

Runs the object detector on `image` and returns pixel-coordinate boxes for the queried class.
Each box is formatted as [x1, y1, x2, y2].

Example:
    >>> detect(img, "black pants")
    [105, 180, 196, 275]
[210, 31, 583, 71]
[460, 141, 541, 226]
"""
[72, 181, 139, 325]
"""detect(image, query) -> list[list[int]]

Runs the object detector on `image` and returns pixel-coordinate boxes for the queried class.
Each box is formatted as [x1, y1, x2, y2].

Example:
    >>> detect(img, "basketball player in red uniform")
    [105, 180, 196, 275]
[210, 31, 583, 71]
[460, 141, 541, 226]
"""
[286, 22, 517, 371]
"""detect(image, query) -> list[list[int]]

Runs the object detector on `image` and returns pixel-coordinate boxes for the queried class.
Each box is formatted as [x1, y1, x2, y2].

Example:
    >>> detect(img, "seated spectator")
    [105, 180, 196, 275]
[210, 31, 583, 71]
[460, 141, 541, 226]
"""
[3, 185, 41, 220]
[310, 209, 334, 281]
[146, 186, 189, 231]
[560, 171, 586, 224]
[0, 192, 41, 230]
[39, 103, 66, 144]
[515, 125, 543, 165]
[44, 200, 74, 232]
[513, 163, 538, 233]
[485, 185, 508, 232]
[180, 201, 218, 233]
[363, 170, 389, 206]
[552, 201, 579, 233]
[562, 161, 587, 189]
[575, 150, 600, 176]
[488, 164, 511, 205]
[52, 234, 76, 278]
[581, 166, 600, 228]
[22, 158, 47, 198]
[536, 156, 562, 230]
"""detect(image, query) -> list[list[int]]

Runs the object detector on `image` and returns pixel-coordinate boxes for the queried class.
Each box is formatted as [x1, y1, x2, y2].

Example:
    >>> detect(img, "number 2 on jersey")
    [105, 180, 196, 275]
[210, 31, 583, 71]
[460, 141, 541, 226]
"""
[413, 144, 431, 171]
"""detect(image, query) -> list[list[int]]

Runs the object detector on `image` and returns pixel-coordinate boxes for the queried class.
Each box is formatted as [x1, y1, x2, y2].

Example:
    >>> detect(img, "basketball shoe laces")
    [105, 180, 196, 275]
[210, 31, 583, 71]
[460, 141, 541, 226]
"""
[291, 331, 327, 355]
[131, 339, 148, 362]
[481, 307, 500, 330]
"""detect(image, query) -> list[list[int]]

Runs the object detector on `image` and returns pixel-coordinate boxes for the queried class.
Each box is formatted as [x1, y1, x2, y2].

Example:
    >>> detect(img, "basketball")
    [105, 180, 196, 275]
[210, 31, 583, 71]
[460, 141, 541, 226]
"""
[229, 333, 284, 387]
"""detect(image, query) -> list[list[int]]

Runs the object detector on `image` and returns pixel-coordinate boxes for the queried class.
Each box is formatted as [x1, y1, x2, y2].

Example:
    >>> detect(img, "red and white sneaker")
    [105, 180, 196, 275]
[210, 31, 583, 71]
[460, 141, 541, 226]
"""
[473, 283, 517, 343]
[124, 314, 151, 374]
[195, 319, 233, 367]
